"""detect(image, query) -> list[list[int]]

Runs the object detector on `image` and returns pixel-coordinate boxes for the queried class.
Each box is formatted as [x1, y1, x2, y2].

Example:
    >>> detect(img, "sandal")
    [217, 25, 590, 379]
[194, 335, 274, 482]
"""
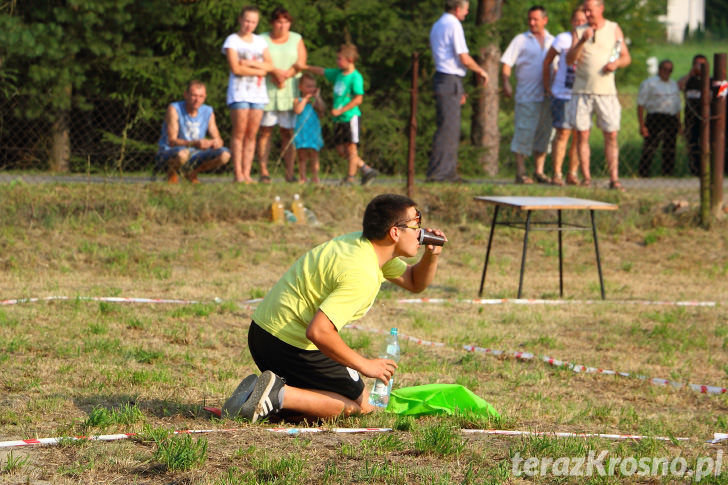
[581, 178, 592, 188]
[566, 173, 580, 185]
[534, 172, 551, 184]
[259, 174, 271, 184]
[551, 175, 564, 186]
[515, 173, 534, 185]
[609, 180, 625, 192]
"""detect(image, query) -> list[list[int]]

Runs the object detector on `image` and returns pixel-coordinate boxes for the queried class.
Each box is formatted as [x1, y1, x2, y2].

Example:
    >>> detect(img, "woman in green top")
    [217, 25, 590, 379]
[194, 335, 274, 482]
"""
[257, 7, 307, 183]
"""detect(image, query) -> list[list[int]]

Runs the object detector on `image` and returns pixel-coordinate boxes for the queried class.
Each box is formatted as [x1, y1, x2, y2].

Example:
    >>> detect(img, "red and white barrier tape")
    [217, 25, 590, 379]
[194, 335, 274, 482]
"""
[0, 295, 263, 307]
[396, 297, 720, 307]
[267, 427, 392, 434]
[462, 429, 690, 442]
[3, 426, 711, 449]
[463, 346, 728, 396]
[3, 295, 721, 308]
[0, 428, 243, 449]
[346, 325, 728, 397]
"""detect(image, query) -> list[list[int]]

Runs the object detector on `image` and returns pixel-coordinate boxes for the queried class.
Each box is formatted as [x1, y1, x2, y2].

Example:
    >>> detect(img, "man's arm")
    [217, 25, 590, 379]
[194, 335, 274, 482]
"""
[458, 52, 489, 86]
[386, 229, 445, 293]
[165, 105, 197, 148]
[501, 63, 513, 98]
[565, 27, 590, 66]
[637, 104, 648, 138]
[603, 25, 631, 73]
[306, 310, 397, 383]
[205, 112, 224, 150]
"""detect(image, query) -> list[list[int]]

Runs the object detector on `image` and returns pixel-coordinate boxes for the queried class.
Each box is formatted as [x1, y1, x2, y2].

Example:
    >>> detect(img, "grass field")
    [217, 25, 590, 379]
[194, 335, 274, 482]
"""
[1, 181, 727, 483]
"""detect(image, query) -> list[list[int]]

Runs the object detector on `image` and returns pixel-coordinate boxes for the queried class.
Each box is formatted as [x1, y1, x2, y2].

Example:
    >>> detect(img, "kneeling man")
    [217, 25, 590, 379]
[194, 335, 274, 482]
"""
[225, 193, 446, 422]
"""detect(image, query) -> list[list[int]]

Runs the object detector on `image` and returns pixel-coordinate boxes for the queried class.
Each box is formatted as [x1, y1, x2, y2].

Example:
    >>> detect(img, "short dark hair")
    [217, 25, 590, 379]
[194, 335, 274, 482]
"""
[659, 59, 673, 70]
[362, 194, 417, 241]
[528, 5, 547, 16]
[692, 54, 707, 64]
[270, 6, 293, 23]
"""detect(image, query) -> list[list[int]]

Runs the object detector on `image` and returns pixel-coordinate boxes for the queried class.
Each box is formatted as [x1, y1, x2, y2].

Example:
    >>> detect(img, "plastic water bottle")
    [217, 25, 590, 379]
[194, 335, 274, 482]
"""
[368, 328, 400, 408]
[284, 209, 297, 223]
[291, 193, 306, 225]
[607, 39, 622, 63]
[303, 207, 319, 225]
[271, 195, 284, 223]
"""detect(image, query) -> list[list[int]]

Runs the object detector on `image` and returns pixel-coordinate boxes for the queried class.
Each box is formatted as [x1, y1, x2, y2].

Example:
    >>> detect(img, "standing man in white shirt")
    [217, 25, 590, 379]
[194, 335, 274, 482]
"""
[637, 60, 681, 177]
[566, 0, 631, 191]
[427, 0, 488, 183]
[501, 5, 554, 184]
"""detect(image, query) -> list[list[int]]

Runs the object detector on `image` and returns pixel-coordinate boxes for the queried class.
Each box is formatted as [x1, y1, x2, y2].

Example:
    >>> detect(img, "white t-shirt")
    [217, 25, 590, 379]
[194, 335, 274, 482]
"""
[501, 30, 554, 103]
[430, 13, 469, 77]
[550, 31, 575, 100]
[637, 76, 681, 115]
[222, 33, 270, 106]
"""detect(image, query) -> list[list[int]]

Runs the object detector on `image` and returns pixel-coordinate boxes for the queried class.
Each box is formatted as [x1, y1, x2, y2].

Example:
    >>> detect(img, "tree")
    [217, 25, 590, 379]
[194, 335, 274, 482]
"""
[471, 0, 503, 176]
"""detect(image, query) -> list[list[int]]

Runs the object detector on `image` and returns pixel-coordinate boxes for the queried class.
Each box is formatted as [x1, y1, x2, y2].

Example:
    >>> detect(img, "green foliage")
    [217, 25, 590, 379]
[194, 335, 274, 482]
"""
[153, 434, 208, 471]
[413, 422, 468, 456]
[250, 453, 307, 483]
[1, 451, 29, 474]
[83, 403, 145, 430]
[0, 0, 670, 175]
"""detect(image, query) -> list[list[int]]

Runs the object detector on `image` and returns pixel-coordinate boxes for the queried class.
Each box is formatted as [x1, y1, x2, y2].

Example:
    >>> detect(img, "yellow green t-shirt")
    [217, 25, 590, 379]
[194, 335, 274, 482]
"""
[252, 232, 407, 350]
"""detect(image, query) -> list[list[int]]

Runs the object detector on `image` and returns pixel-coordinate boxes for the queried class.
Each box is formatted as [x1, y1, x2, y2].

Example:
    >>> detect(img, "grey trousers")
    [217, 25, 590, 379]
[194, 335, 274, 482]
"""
[427, 73, 464, 181]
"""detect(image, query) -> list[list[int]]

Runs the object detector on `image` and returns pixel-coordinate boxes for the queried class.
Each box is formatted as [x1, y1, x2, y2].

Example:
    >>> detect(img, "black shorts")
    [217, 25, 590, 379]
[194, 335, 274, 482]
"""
[333, 116, 360, 145]
[248, 321, 365, 401]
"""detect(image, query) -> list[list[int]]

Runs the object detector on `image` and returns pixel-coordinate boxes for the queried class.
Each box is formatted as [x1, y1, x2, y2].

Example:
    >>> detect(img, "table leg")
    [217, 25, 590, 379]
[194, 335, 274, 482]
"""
[517, 210, 532, 299]
[590, 210, 606, 300]
[478, 205, 499, 297]
[558, 210, 563, 297]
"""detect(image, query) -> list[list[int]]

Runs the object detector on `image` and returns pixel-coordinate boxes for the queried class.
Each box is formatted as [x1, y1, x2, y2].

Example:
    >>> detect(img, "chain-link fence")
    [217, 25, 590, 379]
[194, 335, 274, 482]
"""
[0, 89, 724, 186]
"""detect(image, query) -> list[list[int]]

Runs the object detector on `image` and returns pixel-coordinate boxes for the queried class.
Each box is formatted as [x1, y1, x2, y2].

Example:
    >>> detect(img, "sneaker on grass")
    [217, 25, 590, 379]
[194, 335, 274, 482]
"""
[222, 374, 258, 418]
[239, 370, 285, 423]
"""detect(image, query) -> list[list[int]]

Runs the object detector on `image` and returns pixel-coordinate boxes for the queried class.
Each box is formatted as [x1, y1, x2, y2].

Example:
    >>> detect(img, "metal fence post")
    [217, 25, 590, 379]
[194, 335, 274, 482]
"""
[407, 52, 419, 199]
[700, 61, 712, 228]
[711, 54, 726, 219]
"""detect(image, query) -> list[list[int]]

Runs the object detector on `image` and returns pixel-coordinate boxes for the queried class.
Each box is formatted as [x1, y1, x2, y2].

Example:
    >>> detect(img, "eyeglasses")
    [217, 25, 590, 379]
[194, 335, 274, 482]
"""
[394, 208, 421, 231]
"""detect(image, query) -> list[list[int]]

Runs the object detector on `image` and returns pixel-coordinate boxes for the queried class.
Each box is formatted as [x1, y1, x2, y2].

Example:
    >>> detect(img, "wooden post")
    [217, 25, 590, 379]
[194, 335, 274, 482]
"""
[711, 53, 726, 219]
[700, 61, 711, 228]
[407, 52, 419, 199]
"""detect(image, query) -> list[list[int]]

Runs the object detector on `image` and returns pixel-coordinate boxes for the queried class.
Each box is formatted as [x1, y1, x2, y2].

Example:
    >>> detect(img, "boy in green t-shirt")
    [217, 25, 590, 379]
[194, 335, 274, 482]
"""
[299, 44, 378, 185]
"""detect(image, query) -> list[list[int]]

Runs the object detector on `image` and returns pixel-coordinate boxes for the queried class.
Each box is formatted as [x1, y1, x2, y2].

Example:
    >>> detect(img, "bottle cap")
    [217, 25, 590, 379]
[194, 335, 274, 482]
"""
[390, 328, 398, 335]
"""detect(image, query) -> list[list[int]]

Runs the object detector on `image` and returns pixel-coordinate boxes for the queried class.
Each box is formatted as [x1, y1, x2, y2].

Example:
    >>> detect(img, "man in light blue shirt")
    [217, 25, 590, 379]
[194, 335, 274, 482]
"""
[427, 0, 488, 183]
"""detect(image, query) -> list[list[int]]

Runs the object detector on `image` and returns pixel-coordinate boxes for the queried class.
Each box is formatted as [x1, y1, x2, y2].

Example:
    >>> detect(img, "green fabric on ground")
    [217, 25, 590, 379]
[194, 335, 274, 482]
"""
[387, 384, 500, 418]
